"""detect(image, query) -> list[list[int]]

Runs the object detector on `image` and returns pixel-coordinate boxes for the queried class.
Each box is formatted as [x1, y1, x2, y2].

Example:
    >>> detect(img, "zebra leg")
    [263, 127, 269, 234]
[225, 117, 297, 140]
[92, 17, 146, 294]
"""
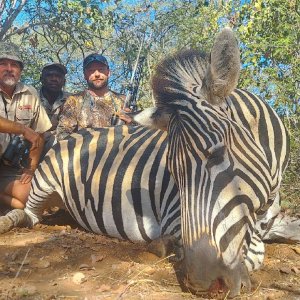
[0, 193, 65, 234]
[262, 213, 300, 243]
[147, 235, 184, 261]
[256, 192, 300, 243]
[0, 162, 63, 234]
[0, 209, 33, 234]
[244, 232, 265, 271]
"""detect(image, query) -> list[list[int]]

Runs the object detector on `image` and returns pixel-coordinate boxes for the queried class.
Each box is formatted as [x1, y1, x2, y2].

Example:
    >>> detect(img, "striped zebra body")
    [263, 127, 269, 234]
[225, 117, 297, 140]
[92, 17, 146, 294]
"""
[0, 28, 291, 297]
[27, 86, 288, 245]
[28, 126, 180, 242]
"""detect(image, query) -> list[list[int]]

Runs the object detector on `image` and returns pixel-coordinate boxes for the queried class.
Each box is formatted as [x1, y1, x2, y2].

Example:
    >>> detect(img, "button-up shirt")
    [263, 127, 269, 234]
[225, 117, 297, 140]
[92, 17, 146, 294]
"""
[0, 83, 52, 156]
[39, 89, 71, 132]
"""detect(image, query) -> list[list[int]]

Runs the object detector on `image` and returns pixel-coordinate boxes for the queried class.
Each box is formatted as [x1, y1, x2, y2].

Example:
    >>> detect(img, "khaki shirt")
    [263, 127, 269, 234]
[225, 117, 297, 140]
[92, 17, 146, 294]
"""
[56, 90, 125, 141]
[0, 83, 52, 156]
[39, 89, 71, 131]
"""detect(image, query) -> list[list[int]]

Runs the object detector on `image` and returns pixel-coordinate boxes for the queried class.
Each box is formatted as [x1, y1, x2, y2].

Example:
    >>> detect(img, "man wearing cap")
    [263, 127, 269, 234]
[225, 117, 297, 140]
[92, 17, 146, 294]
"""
[39, 63, 71, 153]
[56, 53, 131, 141]
[0, 42, 52, 211]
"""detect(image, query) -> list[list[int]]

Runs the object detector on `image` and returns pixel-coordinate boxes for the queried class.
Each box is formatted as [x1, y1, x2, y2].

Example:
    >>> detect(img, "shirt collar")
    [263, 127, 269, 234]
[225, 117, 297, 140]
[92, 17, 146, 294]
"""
[0, 82, 29, 96]
[40, 89, 68, 109]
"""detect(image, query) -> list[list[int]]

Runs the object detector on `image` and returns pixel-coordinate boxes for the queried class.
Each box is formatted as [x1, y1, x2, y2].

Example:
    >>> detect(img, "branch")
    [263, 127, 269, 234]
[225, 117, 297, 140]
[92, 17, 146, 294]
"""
[0, 0, 7, 17]
[0, 0, 27, 41]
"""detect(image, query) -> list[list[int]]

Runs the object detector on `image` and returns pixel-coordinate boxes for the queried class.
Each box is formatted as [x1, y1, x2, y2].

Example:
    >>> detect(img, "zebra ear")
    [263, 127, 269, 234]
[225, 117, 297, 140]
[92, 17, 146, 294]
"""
[133, 107, 171, 131]
[205, 27, 240, 103]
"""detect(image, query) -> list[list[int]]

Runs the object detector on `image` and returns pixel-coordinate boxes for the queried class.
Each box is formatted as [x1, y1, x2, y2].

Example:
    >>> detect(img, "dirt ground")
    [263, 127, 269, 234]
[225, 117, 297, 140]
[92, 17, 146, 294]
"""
[0, 210, 299, 300]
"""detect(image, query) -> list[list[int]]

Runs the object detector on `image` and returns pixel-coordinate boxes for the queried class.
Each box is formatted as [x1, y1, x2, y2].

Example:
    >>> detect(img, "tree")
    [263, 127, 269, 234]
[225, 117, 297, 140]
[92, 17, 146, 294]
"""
[0, 0, 28, 41]
[237, 0, 299, 116]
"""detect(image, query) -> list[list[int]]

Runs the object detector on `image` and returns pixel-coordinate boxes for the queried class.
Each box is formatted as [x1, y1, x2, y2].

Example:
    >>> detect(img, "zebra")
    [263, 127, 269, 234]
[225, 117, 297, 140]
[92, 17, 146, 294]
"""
[0, 28, 293, 297]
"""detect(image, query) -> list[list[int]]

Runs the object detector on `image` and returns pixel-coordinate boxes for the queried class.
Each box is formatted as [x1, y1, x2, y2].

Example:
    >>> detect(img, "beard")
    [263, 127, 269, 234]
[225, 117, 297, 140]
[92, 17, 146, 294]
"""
[87, 78, 108, 90]
[2, 76, 18, 87]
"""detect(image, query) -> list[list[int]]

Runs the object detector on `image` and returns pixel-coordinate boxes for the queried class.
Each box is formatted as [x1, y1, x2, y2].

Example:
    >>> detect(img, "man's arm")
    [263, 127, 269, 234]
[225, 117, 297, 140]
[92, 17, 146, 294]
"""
[0, 116, 41, 149]
[19, 133, 45, 184]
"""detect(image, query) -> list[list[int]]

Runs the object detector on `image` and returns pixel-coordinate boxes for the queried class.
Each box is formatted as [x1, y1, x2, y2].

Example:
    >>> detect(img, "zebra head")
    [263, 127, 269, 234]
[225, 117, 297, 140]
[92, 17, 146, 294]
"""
[134, 28, 273, 297]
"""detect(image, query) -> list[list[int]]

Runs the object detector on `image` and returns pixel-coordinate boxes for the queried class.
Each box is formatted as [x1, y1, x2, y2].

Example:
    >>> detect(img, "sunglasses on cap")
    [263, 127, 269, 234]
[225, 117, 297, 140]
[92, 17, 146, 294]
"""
[83, 54, 109, 70]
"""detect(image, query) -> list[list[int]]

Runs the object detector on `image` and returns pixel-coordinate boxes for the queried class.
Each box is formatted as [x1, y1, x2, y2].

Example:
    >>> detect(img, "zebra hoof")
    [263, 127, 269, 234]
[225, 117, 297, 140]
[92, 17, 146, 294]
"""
[147, 235, 183, 261]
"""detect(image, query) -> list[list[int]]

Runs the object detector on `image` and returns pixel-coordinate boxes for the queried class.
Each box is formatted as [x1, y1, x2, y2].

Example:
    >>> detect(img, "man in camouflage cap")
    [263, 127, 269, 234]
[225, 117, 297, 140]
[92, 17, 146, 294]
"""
[0, 41, 52, 212]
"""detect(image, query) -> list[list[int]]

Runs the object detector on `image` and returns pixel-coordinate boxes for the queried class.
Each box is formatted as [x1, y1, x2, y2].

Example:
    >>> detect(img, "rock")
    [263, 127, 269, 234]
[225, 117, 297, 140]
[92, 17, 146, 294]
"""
[10, 251, 20, 261]
[79, 264, 94, 270]
[36, 260, 51, 269]
[291, 266, 300, 274]
[97, 284, 111, 292]
[291, 247, 300, 255]
[144, 266, 156, 275]
[72, 272, 86, 284]
[91, 254, 104, 265]
[16, 285, 37, 297]
[279, 267, 291, 274]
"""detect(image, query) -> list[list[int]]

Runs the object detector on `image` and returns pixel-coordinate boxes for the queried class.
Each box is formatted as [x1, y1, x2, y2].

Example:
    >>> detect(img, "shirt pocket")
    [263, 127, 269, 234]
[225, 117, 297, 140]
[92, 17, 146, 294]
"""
[16, 110, 34, 126]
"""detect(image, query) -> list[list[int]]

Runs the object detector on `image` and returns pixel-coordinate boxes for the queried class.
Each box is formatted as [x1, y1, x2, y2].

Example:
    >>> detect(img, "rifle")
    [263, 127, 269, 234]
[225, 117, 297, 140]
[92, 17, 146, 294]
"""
[123, 39, 146, 112]
[111, 34, 148, 125]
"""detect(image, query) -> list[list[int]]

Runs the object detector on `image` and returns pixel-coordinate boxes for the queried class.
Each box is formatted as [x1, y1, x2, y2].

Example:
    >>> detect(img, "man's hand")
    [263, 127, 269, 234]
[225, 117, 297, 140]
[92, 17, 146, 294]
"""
[22, 126, 41, 149]
[119, 108, 133, 124]
[19, 168, 34, 184]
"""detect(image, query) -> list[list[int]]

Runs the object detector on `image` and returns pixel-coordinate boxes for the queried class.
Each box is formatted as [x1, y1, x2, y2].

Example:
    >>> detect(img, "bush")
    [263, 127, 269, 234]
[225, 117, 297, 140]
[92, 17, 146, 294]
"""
[281, 116, 300, 214]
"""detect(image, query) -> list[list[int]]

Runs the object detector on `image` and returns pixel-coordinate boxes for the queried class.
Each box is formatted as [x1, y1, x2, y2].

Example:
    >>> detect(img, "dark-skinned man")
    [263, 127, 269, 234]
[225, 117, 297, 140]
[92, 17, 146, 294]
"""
[39, 63, 71, 154]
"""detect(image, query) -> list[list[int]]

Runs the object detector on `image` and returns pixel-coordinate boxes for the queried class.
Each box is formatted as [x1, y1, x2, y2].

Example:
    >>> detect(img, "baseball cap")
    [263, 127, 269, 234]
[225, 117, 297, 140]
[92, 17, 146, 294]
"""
[83, 53, 109, 70]
[42, 63, 67, 75]
[0, 42, 24, 69]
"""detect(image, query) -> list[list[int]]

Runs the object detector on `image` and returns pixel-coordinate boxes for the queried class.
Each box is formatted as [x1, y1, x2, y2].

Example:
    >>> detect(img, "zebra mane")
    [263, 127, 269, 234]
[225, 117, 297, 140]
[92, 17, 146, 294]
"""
[151, 28, 240, 108]
[151, 49, 208, 109]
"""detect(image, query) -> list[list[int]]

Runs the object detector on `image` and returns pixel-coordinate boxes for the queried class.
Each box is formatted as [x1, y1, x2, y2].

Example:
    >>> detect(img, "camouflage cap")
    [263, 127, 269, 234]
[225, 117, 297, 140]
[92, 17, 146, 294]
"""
[42, 63, 67, 75]
[0, 42, 24, 69]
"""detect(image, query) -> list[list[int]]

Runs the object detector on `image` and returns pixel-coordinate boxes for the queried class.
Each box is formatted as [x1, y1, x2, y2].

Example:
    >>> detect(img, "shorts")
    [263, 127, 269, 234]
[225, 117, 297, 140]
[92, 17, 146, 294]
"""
[0, 162, 23, 189]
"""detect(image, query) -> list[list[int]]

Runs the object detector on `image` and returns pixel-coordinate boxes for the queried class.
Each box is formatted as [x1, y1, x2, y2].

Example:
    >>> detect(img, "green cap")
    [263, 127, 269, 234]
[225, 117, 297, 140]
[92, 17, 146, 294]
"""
[0, 42, 24, 69]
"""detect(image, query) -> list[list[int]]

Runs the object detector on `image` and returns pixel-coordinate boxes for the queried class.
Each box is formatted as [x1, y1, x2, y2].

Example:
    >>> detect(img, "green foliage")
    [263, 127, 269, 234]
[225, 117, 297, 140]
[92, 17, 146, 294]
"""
[237, 0, 299, 114]
[234, 1, 300, 210]
[281, 116, 300, 213]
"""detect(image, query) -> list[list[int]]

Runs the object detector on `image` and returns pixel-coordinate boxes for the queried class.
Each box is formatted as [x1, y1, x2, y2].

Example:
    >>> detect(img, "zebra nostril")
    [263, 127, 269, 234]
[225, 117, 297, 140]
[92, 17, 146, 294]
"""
[208, 278, 227, 294]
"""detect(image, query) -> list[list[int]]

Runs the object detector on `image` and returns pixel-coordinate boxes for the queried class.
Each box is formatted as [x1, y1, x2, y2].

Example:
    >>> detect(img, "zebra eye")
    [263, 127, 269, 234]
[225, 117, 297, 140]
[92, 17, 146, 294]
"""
[192, 83, 202, 95]
[206, 146, 226, 168]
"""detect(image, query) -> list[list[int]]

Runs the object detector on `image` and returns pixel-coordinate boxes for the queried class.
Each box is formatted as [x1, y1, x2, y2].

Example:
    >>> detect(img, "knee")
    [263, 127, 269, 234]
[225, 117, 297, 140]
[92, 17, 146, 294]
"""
[13, 201, 25, 209]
